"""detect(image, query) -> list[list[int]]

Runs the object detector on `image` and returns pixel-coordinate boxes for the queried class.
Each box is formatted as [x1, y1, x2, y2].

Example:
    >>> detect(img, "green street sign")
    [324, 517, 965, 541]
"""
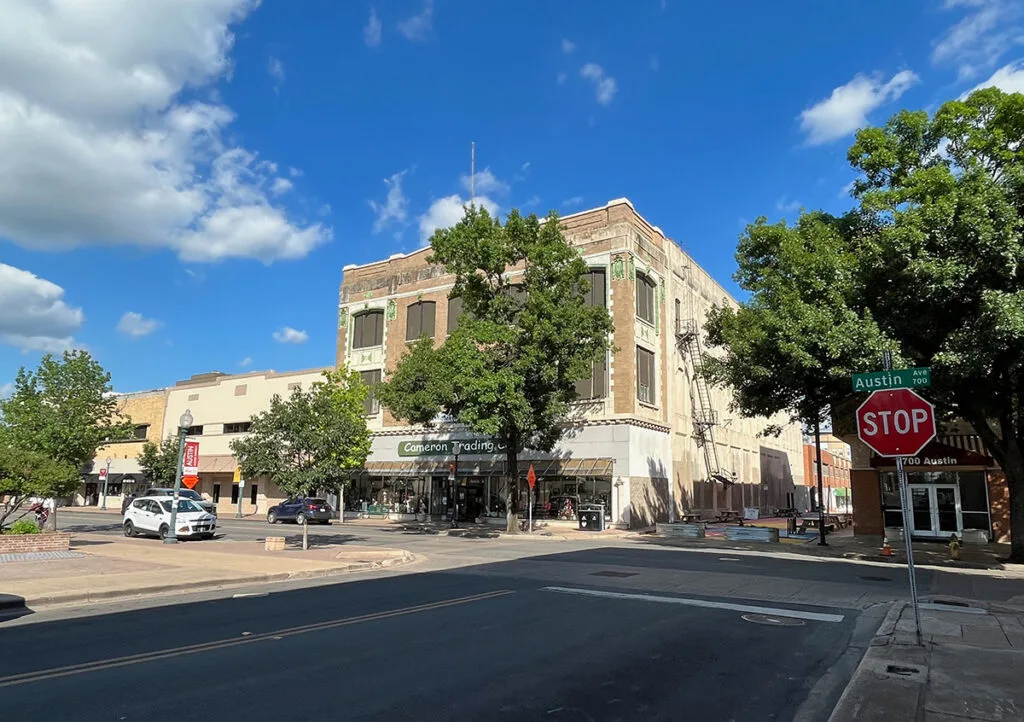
[397, 438, 508, 457]
[852, 367, 931, 392]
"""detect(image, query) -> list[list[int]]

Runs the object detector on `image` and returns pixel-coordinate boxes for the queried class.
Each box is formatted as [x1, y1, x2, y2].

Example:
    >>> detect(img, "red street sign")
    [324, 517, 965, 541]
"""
[527, 464, 537, 490]
[856, 388, 937, 457]
[183, 440, 200, 477]
[182, 476, 199, 490]
[98, 468, 107, 481]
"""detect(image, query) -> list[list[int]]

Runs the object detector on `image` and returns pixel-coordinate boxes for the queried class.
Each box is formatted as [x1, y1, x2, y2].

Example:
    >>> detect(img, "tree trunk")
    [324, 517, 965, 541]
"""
[505, 447, 520, 534]
[1004, 439, 1024, 562]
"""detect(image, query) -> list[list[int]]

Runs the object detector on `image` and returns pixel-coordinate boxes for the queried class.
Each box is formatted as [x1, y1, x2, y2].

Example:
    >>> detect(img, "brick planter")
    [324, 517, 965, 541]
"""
[0, 532, 72, 554]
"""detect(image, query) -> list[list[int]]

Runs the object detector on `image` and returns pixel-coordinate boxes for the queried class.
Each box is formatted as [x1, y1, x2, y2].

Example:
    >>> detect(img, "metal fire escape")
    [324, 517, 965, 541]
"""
[675, 317, 734, 486]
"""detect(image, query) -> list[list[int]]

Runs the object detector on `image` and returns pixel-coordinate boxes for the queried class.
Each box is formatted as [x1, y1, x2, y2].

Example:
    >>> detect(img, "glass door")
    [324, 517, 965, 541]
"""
[934, 486, 961, 535]
[910, 487, 932, 536]
[907, 484, 962, 537]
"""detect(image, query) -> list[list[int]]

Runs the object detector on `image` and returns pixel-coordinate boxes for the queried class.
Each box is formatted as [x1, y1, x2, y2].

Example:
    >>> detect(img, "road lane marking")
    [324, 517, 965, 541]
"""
[540, 586, 845, 623]
[0, 589, 513, 688]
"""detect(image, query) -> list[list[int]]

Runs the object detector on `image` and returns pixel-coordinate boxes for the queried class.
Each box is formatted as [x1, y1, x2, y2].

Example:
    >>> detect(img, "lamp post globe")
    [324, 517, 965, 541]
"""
[180, 410, 193, 431]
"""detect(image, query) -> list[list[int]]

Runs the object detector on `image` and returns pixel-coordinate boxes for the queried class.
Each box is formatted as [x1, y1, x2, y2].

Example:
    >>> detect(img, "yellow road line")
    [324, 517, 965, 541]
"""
[0, 589, 513, 688]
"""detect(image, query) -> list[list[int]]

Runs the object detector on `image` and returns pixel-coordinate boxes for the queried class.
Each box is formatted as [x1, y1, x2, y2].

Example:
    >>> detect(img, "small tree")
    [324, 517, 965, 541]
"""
[137, 438, 182, 486]
[377, 207, 614, 532]
[231, 368, 371, 548]
[0, 444, 78, 531]
[0, 351, 131, 528]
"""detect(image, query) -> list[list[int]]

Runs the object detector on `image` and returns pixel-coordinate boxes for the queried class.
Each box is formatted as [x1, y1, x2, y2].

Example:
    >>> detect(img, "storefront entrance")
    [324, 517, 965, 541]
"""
[909, 484, 962, 538]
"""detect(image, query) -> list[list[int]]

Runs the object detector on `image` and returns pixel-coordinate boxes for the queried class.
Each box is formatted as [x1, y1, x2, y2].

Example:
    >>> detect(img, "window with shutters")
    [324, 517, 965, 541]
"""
[223, 422, 252, 434]
[447, 295, 463, 333]
[636, 273, 656, 324]
[636, 346, 656, 405]
[574, 269, 609, 400]
[360, 369, 382, 415]
[352, 310, 384, 349]
[405, 301, 436, 341]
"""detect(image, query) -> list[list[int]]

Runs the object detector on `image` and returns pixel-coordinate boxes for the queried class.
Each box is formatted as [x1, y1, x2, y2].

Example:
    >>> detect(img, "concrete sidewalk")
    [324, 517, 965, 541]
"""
[0, 533, 413, 610]
[830, 599, 1024, 721]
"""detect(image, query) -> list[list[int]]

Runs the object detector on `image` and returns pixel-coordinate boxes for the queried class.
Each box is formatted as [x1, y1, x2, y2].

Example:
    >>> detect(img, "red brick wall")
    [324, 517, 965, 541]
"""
[988, 471, 1011, 543]
[851, 469, 882, 536]
[0, 532, 71, 554]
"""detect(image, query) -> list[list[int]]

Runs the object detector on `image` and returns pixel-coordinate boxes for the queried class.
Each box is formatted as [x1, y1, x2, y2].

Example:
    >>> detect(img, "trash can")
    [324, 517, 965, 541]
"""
[578, 504, 605, 532]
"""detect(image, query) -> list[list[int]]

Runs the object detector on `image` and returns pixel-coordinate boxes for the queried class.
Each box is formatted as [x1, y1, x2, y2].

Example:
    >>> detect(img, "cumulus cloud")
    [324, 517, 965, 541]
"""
[268, 55, 284, 93]
[964, 60, 1024, 95]
[776, 197, 802, 213]
[561, 39, 576, 54]
[580, 63, 618, 105]
[419, 194, 498, 244]
[933, 0, 1023, 79]
[0, 263, 83, 352]
[117, 312, 162, 338]
[364, 7, 383, 47]
[239, 356, 253, 368]
[0, 1, 329, 264]
[273, 327, 308, 344]
[369, 170, 410, 234]
[799, 70, 919, 145]
[398, 0, 433, 41]
[562, 196, 585, 208]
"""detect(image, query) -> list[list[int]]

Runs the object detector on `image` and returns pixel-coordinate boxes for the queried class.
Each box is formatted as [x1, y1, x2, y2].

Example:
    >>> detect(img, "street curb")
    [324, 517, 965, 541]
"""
[0, 551, 416, 611]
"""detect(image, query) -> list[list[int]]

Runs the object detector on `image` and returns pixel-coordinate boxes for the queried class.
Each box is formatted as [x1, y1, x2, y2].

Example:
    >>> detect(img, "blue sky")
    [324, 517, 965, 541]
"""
[2, 0, 1023, 395]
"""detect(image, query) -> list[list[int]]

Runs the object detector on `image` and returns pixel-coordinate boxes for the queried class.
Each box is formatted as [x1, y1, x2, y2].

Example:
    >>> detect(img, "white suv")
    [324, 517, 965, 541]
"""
[123, 496, 217, 540]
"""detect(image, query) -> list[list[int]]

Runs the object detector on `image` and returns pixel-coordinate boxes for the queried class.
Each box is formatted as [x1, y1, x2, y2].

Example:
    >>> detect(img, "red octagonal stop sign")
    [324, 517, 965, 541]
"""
[856, 388, 937, 457]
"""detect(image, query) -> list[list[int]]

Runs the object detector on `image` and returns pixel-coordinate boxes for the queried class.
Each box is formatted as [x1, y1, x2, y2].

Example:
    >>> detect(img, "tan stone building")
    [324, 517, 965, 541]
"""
[337, 198, 804, 528]
[76, 389, 169, 507]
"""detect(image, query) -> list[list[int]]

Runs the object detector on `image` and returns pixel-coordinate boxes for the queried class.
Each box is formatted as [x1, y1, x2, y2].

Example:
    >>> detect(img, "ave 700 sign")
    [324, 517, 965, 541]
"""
[856, 388, 937, 458]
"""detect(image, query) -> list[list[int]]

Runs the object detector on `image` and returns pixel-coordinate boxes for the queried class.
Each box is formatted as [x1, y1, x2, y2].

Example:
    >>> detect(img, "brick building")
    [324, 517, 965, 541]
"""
[802, 437, 852, 513]
[337, 198, 804, 528]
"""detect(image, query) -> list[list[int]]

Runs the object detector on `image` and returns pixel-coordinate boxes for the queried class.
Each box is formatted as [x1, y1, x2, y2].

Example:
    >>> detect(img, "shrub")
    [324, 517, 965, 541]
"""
[6, 519, 40, 535]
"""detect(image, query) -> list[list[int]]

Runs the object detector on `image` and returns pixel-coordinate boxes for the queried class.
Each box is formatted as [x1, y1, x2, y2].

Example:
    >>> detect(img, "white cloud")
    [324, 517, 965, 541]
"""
[799, 70, 919, 145]
[461, 168, 509, 196]
[271, 177, 293, 196]
[839, 180, 857, 198]
[398, 0, 433, 41]
[521, 161, 531, 172]
[117, 312, 162, 338]
[268, 55, 284, 93]
[524, 195, 541, 208]
[419, 194, 498, 244]
[965, 60, 1024, 95]
[0, 1, 329, 264]
[289, 167, 303, 178]
[933, 0, 1022, 78]
[561, 39, 576, 54]
[273, 327, 308, 344]
[239, 356, 253, 368]
[562, 196, 585, 208]
[557, 72, 568, 85]
[369, 170, 410, 234]
[0, 263, 83, 352]
[364, 7, 383, 47]
[580, 63, 618, 105]
[776, 197, 801, 213]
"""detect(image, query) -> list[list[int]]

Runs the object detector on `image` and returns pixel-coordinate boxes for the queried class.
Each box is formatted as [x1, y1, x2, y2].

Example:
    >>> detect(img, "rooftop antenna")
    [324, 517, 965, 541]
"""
[470, 141, 475, 208]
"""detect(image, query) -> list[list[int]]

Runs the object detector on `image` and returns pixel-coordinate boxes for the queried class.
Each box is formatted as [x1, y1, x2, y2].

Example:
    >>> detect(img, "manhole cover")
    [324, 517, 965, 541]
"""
[590, 570, 637, 578]
[741, 613, 806, 627]
[859, 575, 894, 582]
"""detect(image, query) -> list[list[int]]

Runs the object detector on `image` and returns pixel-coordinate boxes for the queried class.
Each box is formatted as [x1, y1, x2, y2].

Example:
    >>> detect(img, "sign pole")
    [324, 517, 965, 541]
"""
[528, 488, 533, 534]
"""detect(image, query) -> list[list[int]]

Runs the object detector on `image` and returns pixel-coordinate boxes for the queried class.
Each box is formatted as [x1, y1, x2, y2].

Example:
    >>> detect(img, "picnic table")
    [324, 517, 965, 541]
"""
[716, 510, 742, 523]
[679, 513, 703, 523]
[795, 514, 840, 533]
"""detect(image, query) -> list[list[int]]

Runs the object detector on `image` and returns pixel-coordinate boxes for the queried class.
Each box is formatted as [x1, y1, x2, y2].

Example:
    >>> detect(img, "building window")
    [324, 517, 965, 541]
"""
[360, 369, 382, 415]
[352, 309, 384, 349]
[288, 382, 301, 391]
[188, 393, 199, 402]
[234, 384, 247, 396]
[231, 484, 239, 504]
[406, 301, 436, 341]
[582, 268, 607, 308]
[636, 346, 656, 405]
[575, 269, 608, 400]
[504, 283, 527, 309]
[132, 424, 149, 440]
[250, 483, 258, 506]
[447, 295, 464, 333]
[223, 422, 252, 434]
[636, 273, 656, 325]
[185, 425, 204, 436]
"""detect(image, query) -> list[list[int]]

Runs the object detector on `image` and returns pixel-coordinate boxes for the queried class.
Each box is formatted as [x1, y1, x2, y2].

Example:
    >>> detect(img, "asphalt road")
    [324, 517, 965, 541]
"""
[0, 546, 875, 722]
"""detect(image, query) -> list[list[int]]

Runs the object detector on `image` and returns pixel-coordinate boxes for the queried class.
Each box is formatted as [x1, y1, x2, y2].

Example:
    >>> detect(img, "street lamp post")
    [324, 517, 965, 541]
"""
[164, 409, 193, 545]
[100, 457, 112, 511]
[450, 441, 462, 529]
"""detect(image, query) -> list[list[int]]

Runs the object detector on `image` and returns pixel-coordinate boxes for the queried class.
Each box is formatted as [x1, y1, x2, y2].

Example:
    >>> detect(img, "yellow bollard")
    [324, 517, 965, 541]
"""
[949, 533, 961, 561]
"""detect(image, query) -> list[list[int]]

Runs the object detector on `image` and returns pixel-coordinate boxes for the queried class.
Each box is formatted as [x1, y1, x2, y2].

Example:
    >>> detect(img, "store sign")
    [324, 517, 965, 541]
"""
[183, 440, 200, 477]
[397, 438, 508, 457]
[870, 440, 994, 468]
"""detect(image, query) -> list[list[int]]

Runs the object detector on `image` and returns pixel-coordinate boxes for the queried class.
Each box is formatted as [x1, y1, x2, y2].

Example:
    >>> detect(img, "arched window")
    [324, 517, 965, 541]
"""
[352, 309, 384, 349]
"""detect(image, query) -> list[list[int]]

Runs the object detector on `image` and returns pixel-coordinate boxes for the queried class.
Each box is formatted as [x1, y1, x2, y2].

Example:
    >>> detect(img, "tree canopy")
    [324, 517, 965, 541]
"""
[377, 206, 614, 529]
[137, 437, 182, 487]
[0, 444, 78, 530]
[230, 369, 371, 498]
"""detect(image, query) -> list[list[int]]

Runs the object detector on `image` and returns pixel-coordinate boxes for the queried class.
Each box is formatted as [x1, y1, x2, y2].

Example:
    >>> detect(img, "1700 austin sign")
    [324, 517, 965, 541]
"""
[397, 439, 508, 457]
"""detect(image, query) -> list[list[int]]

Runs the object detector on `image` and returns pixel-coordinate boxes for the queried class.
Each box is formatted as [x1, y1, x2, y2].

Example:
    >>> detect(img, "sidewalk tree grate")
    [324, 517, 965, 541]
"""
[590, 570, 638, 578]
[741, 613, 805, 627]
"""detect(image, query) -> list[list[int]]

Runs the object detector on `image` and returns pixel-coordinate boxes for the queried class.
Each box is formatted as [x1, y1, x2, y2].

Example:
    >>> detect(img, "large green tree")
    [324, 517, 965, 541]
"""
[377, 206, 614, 532]
[0, 445, 78, 531]
[137, 437, 182, 486]
[846, 87, 1024, 559]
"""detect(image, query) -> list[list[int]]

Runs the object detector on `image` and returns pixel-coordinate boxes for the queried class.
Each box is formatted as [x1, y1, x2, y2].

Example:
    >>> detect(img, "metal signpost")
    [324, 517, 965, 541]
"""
[527, 464, 537, 534]
[855, 360, 935, 646]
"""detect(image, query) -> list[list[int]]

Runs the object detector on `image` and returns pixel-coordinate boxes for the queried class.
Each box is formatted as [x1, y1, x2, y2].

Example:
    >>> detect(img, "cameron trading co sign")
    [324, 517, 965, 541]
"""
[397, 438, 508, 457]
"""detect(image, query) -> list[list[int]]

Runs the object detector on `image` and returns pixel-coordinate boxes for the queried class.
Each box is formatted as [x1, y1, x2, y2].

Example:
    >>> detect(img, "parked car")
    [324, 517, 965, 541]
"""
[267, 497, 332, 525]
[123, 496, 216, 540]
[139, 487, 217, 516]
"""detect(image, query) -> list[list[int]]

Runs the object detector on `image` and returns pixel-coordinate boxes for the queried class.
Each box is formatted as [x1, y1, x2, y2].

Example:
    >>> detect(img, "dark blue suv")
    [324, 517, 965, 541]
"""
[267, 497, 332, 525]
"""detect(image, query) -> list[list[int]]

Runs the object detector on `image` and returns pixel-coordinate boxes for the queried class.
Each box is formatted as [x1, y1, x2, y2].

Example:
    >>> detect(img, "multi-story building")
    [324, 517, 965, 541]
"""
[161, 368, 331, 516]
[75, 388, 169, 507]
[802, 439, 852, 513]
[336, 198, 804, 528]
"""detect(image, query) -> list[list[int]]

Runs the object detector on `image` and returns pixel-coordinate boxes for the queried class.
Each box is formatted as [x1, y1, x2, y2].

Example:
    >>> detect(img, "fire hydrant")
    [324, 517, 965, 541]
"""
[949, 533, 961, 561]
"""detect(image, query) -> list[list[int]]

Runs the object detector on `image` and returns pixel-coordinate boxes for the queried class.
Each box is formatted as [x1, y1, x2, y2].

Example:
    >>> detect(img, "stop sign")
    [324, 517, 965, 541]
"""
[856, 388, 937, 457]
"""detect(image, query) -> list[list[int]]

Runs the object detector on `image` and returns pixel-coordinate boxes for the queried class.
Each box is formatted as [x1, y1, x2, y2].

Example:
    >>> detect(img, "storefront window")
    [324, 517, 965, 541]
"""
[523, 477, 612, 520]
[958, 471, 990, 531]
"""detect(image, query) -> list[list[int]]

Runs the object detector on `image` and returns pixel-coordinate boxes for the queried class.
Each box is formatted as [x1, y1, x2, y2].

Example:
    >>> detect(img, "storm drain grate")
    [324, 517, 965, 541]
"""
[932, 599, 970, 608]
[858, 575, 894, 582]
[590, 570, 638, 578]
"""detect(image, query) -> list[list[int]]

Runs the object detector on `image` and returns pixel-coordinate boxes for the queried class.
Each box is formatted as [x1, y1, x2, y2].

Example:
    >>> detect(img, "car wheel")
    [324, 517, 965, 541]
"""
[295, 513, 306, 525]
[123, 520, 136, 537]
[267, 511, 277, 524]
[158, 524, 169, 540]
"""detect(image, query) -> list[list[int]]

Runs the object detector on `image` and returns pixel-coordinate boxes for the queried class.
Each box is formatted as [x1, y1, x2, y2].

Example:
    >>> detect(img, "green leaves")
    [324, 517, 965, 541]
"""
[230, 368, 371, 498]
[0, 443, 78, 530]
[137, 437, 182, 486]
